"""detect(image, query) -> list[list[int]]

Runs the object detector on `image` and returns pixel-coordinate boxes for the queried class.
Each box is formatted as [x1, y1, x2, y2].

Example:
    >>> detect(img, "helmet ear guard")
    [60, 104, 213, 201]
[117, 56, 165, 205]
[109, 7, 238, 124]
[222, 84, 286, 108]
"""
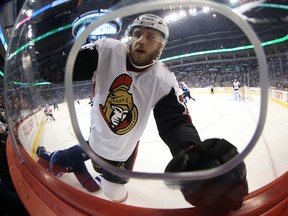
[124, 25, 133, 45]
[125, 24, 132, 37]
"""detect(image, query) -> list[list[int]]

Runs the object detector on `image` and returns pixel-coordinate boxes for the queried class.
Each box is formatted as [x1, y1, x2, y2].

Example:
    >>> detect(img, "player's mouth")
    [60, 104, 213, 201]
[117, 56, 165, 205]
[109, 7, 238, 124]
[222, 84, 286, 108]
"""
[135, 49, 146, 54]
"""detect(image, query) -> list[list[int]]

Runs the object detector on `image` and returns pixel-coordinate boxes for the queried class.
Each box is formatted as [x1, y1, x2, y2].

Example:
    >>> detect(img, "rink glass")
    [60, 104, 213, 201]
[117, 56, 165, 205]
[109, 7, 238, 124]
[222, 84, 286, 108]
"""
[4, 0, 287, 210]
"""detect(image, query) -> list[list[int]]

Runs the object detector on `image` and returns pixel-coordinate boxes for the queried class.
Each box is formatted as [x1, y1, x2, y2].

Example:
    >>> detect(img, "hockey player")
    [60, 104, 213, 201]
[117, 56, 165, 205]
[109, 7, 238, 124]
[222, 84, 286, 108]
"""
[44, 107, 55, 121]
[36, 145, 100, 192]
[54, 102, 59, 111]
[88, 96, 93, 107]
[180, 81, 196, 103]
[233, 79, 241, 100]
[36, 14, 248, 212]
[210, 84, 214, 95]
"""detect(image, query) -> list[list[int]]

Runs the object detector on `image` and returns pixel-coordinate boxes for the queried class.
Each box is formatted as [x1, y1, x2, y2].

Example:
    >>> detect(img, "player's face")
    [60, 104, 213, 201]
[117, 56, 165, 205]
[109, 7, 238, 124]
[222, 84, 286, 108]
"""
[128, 27, 164, 67]
[110, 105, 129, 128]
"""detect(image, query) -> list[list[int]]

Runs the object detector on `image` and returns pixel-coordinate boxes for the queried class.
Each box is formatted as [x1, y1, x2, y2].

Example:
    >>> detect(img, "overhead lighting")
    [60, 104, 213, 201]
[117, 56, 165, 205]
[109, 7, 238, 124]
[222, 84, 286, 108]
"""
[165, 7, 213, 23]
[202, 6, 211, 13]
[230, 0, 239, 4]
[189, 8, 198, 16]
[164, 10, 187, 23]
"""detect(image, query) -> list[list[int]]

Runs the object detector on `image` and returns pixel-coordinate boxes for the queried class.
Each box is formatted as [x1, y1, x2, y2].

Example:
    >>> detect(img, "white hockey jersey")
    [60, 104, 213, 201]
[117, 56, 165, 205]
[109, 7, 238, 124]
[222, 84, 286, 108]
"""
[88, 39, 179, 161]
[233, 81, 241, 90]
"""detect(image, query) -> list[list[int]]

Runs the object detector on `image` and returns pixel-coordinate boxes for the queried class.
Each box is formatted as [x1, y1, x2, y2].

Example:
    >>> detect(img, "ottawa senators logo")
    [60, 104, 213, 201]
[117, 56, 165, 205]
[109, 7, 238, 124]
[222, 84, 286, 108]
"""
[99, 74, 138, 135]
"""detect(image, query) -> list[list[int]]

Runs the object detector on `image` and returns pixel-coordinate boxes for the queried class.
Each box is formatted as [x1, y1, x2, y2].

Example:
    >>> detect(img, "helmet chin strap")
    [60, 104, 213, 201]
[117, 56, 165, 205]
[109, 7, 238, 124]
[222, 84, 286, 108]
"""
[129, 56, 155, 69]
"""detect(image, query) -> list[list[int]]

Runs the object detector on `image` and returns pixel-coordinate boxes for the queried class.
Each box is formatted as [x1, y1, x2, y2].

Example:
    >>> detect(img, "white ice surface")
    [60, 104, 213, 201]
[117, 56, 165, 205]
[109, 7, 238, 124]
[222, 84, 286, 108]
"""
[37, 93, 288, 208]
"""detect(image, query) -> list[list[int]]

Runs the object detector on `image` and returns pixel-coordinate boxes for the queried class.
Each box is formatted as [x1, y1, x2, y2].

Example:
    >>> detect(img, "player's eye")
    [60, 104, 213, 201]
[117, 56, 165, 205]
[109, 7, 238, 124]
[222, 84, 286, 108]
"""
[146, 34, 156, 41]
[132, 31, 142, 38]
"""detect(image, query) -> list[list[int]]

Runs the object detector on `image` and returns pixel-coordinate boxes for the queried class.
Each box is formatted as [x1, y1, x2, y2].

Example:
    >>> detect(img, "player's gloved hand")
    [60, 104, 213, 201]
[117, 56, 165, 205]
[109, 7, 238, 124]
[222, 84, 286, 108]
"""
[164, 138, 248, 213]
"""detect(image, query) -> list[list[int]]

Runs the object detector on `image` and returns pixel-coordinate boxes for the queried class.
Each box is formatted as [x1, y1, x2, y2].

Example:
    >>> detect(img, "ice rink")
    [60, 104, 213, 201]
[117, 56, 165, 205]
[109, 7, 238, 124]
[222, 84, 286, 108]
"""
[36, 92, 288, 209]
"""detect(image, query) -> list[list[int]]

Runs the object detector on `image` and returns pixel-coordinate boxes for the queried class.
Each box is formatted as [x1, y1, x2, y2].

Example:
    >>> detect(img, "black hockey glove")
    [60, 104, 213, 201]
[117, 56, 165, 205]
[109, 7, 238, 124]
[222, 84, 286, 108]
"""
[164, 138, 248, 213]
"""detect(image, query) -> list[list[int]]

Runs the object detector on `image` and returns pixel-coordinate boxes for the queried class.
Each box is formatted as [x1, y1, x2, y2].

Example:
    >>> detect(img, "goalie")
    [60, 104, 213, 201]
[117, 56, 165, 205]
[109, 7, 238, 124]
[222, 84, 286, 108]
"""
[36, 14, 248, 212]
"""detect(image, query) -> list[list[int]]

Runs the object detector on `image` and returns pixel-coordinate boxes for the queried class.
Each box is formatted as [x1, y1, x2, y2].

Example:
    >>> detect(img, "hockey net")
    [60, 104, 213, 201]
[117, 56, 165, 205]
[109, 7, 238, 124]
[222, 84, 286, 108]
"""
[241, 85, 252, 101]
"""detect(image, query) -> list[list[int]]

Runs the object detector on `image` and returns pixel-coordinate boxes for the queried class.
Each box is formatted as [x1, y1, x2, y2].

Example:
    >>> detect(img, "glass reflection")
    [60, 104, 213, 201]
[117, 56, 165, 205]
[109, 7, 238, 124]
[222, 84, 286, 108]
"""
[3, 0, 287, 212]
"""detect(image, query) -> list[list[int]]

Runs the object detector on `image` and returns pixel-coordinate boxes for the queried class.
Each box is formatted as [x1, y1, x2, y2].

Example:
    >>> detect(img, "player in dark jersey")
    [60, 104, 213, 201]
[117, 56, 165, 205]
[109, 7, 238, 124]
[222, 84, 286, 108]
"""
[180, 81, 196, 102]
[36, 145, 100, 192]
[53, 102, 59, 111]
